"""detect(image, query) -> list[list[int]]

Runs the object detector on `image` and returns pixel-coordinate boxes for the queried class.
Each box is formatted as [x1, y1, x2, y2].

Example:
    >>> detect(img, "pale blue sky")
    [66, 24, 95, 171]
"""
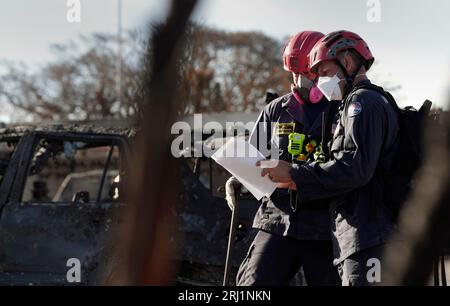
[0, 0, 449, 122]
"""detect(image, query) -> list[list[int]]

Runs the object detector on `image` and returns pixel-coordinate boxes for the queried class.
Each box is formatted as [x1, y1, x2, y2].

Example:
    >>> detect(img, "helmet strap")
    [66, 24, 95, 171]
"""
[335, 57, 364, 98]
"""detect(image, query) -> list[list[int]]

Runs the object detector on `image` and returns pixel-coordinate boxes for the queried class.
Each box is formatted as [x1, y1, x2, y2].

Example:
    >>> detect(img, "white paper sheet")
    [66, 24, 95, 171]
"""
[211, 137, 277, 200]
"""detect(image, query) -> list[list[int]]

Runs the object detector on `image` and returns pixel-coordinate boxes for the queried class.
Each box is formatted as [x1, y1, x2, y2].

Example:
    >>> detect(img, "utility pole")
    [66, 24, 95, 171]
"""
[116, 0, 123, 108]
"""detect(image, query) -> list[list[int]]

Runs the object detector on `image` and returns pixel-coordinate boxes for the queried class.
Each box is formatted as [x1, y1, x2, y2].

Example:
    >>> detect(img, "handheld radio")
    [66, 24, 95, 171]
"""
[288, 133, 305, 157]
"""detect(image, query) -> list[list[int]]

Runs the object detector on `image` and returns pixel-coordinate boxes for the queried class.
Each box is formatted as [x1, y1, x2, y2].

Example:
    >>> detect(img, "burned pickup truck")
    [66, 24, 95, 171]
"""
[0, 125, 133, 285]
[0, 124, 296, 285]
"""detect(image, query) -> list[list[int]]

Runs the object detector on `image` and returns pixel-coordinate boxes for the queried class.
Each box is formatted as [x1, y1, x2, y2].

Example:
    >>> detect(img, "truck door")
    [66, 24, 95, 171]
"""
[0, 132, 129, 285]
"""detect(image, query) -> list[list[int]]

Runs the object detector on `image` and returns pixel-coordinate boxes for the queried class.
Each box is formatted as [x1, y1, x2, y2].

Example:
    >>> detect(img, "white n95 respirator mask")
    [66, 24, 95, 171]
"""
[317, 74, 343, 101]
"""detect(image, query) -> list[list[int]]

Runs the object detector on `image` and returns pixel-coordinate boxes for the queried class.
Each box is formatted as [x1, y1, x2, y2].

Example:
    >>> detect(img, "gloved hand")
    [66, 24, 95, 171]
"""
[225, 176, 242, 211]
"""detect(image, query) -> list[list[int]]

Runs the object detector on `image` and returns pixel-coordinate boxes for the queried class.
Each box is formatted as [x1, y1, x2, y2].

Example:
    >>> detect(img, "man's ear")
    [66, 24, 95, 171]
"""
[343, 52, 353, 71]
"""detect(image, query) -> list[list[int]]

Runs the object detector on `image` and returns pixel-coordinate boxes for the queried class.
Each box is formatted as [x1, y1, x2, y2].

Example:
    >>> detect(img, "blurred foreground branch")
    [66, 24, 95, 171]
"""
[107, 0, 198, 285]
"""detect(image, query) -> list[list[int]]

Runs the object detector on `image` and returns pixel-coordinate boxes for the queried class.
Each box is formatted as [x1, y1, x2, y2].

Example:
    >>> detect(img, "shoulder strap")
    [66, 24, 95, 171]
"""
[348, 83, 402, 113]
[348, 83, 401, 169]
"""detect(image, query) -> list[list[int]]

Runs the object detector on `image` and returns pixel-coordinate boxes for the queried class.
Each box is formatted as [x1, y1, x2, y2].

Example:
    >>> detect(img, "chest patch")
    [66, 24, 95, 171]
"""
[275, 122, 295, 135]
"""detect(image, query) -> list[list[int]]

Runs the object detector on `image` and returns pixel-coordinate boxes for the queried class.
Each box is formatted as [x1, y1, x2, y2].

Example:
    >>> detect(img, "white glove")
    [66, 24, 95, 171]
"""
[225, 176, 242, 210]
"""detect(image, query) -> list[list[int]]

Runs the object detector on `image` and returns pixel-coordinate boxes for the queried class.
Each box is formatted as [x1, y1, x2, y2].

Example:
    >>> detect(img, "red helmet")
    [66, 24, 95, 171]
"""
[309, 30, 375, 74]
[283, 31, 324, 78]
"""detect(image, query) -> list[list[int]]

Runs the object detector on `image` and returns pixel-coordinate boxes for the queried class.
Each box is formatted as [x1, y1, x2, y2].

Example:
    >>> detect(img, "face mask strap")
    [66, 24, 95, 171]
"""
[291, 74, 317, 103]
[334, 58, 352, 97]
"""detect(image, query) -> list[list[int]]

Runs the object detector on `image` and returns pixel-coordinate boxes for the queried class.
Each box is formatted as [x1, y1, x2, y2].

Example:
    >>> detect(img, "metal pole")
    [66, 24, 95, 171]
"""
[116, 0, 123, 107]
[223, 201, 239, 286]
[223, 181, 240, 286]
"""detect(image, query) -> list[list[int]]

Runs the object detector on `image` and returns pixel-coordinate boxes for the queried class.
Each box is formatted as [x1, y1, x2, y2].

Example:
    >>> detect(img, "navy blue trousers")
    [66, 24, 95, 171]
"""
[236, 230, 340, 286]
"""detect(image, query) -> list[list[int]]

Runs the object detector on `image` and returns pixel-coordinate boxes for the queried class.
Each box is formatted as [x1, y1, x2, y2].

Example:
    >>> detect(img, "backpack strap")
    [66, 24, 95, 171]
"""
[346, 83, 400, 151]
[345, 83, 403, 221]
[348, 83, 401, 113]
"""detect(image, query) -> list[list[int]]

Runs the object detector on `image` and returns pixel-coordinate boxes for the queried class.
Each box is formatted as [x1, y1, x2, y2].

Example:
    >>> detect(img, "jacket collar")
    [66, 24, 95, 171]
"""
[281, 93, 332, 135]
[281, 94, 309, 128]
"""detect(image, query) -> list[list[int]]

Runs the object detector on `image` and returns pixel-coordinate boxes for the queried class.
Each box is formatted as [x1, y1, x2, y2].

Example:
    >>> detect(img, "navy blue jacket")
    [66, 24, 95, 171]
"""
[249, 92, 339, 240]
[290, 80, 399, 264]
